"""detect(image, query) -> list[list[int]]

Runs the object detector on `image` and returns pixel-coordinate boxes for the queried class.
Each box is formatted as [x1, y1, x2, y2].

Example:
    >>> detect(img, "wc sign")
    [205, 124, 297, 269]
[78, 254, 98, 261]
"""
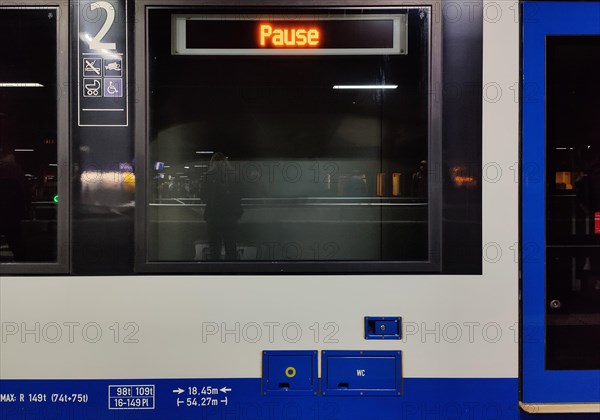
[357, 369, 366, 377]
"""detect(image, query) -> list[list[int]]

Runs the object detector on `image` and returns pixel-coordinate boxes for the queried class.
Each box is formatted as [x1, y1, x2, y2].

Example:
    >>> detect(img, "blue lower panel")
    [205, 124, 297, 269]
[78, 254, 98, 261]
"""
[0, 377, 593, 419]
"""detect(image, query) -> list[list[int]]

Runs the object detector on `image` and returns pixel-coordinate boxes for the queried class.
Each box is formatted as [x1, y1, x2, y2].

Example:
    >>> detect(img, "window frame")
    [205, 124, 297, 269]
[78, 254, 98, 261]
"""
[0, 1, 70, 274]
[135, 0, 442, 274]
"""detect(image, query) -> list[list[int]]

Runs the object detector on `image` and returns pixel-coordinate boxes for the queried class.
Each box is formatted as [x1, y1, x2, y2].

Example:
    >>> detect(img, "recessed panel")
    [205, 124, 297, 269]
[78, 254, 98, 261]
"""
[322, 350, 402, 396]
[261, 350, 318, 395]
[364, 316, 402, 339]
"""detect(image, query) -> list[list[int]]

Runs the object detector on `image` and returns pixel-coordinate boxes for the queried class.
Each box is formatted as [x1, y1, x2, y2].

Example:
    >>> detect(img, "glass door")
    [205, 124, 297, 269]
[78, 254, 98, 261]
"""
[522, 1, 600, 409]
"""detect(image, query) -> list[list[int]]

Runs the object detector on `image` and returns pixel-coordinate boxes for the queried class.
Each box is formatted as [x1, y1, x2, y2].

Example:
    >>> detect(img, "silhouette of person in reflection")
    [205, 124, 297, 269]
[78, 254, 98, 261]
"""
[343, 170, 368, 197]
[588, 154, 600, 291]
[0, 146, 27, 261]
[575, 152, 600, 292]
[412, 160, 428, 197]
[201, 152, 243, 260]
[590, 154, 600, 213]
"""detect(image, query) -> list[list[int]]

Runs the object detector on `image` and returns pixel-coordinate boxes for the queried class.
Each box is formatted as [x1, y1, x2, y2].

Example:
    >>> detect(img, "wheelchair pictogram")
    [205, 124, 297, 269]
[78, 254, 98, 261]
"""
[103, 78, 123, 98]
[107, 81, 118, 95]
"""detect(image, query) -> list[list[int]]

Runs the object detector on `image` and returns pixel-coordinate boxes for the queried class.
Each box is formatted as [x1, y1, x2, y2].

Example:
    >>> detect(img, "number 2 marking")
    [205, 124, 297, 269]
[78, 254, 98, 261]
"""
[88, 1, 116, 50]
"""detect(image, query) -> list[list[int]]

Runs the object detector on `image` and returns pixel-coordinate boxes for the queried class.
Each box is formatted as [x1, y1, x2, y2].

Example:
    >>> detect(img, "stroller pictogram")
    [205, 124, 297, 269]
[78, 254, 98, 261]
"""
[84, 79, 101, 96]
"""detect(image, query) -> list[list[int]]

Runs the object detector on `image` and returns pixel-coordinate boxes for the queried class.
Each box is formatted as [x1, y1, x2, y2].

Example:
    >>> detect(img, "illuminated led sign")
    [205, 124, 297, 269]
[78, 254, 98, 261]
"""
[172, 14, 407, 55]
[259, 24, 320, 47]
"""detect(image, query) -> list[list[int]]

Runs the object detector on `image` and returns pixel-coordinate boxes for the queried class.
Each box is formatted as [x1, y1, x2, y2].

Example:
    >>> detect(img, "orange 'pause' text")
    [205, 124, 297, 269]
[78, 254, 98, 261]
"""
[259, 24, 320, 47]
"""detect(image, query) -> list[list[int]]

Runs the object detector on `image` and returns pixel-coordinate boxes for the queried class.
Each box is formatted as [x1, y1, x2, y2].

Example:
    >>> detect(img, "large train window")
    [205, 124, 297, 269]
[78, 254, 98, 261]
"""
[139, 6, 441, 272]
[0, 5, 68, 273]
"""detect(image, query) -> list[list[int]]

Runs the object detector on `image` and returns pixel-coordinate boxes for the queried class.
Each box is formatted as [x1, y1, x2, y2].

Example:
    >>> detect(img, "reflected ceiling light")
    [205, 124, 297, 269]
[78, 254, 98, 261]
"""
[0, 83, 44, 88]
[184, 166, 190, 169]
[555, 147, 567, 150]
[49, 164, 58, 167]
[14, 149, 35, 152]
[195, 151, 214, 154]
[333, 85, 398, 90]
[80, 33, 120, 60]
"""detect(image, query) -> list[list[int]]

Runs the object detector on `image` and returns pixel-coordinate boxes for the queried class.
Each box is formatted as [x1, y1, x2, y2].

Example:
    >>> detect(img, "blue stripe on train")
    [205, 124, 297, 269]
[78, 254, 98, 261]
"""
[1, 378, 597, 419]
[0, 377, 591, 420]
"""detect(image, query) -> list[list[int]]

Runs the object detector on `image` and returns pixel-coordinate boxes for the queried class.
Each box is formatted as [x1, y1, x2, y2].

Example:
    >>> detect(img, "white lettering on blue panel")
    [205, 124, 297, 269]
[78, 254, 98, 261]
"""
[108, 385, 155, 410]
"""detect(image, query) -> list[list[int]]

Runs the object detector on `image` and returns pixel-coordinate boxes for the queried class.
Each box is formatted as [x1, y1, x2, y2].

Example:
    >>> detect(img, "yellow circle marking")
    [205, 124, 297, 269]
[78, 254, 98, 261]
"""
[285, 367, 297, 378]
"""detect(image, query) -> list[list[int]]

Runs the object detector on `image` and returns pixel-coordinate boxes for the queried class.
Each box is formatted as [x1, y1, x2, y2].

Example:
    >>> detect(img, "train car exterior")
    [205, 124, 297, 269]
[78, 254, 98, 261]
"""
[0, 1, 598, 419]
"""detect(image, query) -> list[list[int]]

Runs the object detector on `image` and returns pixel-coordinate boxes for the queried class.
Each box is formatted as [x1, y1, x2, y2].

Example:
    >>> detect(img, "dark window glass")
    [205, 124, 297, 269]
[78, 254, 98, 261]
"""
[546, 36, 600, 370]
[0, 9, 58, 263]
[147, 9, 432, 264]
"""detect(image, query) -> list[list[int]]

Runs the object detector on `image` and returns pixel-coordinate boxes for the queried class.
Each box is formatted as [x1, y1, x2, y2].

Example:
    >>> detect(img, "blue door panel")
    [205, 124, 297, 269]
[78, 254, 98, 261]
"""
[522, 1, 600, 404]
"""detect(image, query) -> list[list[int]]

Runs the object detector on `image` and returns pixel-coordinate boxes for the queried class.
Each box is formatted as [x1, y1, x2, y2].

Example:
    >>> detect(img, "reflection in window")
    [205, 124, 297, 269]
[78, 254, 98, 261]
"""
[546, 36, 600, 370]
[0, 9, 58, 263]
[147, 9, 431, 263]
